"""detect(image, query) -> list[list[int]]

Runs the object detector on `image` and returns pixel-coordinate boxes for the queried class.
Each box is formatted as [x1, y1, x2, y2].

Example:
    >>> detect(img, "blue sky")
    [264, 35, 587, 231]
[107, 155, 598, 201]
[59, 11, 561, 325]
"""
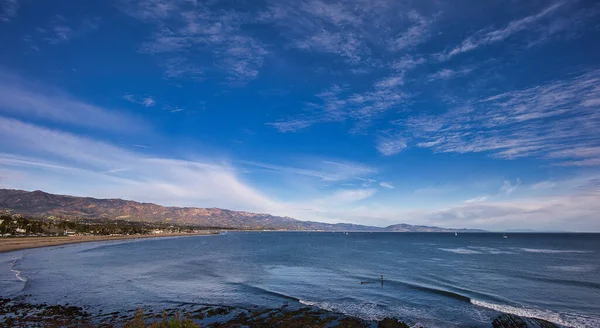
[1, 0, 600, 231]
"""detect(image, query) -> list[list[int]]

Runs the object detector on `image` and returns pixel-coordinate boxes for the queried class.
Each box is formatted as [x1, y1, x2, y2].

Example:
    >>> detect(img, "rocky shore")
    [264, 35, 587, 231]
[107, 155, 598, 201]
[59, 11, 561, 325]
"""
[0, 297, 562, 328]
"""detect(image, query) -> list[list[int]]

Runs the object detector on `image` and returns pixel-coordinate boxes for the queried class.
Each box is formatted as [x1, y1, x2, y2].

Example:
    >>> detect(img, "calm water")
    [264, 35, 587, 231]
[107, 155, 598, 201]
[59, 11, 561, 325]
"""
[1, 232, 599, 327]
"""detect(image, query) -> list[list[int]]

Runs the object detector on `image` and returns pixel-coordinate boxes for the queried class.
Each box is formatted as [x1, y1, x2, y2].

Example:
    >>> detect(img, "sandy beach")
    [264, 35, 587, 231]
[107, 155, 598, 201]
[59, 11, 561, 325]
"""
[0, 232, 217, 253]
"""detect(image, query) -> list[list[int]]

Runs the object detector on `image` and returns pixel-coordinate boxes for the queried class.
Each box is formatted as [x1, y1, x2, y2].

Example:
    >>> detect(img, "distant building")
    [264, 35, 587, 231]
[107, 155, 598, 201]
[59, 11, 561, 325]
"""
[151, 229, 164, 234]
[15, 228, 27, 234]
[64, 230, 76, 236]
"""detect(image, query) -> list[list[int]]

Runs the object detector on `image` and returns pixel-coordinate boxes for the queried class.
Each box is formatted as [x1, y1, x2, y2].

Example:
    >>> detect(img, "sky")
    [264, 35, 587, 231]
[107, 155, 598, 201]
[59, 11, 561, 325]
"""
[1, 0, 600, 231]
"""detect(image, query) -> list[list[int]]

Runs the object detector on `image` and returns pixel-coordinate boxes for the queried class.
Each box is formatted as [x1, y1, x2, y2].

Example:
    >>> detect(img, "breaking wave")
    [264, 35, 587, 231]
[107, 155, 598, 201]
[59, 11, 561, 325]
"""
[10, 257, 27, 283]
[519, 248, 592, 254]
[471, 299, 600, 328]
[438, 248, 482, 254]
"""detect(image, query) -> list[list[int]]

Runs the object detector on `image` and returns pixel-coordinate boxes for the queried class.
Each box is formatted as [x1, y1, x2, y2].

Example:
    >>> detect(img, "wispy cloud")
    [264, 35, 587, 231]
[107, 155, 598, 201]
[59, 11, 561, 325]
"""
[122, 0, 268, 84]
[311, 174, 600, 229]
[142, 97, 155, 107]
[1, 0, 19, 22]
[35, 16, 101, 45]
[388, 11, 431, 51]
[241, 159, 376, 183]
[391, 55, 426, 72]
[124, 94, 156, 107]
[399, 69, 600, 165]
[376, 133, 407, 156]
[162, 57, 203, 79]
[439, 2, 565, 60]
[0, 70, 146, 132]
[258, 0, 370, 65]
[257, 0, 435, 67]
[414, 191, 600, 231]
[500, 179, 521, 195]
[327, 188, 377, 203]
[428, 67, 473, 81]
[464, 196, 488, 203]
[270, 81, 409, 133]
[0, 117, 281, 211]
[531, 181, 557, 190]
[379, 181, 394, 189]
[413, 185, 457, 196]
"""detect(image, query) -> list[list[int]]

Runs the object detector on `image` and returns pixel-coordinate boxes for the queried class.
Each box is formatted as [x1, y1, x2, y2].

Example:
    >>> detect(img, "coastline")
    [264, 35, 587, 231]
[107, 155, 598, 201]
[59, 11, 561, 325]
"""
[0, 297, 559, 328]
[0, 232, 217, 253]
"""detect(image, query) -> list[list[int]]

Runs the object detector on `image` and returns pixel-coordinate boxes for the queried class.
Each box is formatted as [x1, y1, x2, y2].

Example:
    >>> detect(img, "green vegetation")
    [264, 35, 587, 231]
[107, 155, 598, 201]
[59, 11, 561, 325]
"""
[125, 310, 197, 328]
[0, 212, 224, 237]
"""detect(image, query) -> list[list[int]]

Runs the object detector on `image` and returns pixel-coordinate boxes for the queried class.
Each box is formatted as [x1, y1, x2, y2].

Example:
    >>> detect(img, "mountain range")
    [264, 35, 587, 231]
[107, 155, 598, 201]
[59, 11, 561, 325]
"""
[0, 189, 484, 232]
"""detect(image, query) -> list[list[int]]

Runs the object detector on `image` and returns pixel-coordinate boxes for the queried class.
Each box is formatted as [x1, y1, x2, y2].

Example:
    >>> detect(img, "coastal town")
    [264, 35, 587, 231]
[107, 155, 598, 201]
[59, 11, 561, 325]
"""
[0, 212, 219, 238]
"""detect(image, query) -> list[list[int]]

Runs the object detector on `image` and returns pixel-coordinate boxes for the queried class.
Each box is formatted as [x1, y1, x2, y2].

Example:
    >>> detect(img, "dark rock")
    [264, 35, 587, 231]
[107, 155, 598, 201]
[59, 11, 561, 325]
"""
[378, 317, 410, 328]
[492, 314, 560, 328]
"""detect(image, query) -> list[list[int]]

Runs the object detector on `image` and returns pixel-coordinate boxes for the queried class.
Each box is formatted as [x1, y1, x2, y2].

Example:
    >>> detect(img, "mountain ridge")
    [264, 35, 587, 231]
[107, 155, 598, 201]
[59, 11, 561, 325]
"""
[0, 189, 484, 232]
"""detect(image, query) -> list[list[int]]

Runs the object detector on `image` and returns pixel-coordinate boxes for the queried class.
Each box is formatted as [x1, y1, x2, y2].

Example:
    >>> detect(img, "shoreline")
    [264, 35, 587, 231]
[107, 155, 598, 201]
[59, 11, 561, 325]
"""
[0, 297, 560, 328]
[0, 232, 217, 253]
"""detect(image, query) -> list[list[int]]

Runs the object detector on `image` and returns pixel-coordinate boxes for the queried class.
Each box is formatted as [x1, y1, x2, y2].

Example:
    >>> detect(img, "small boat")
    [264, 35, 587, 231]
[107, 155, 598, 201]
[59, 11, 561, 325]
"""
[503, 234, 508, 239]
[455, 232, 458, 236]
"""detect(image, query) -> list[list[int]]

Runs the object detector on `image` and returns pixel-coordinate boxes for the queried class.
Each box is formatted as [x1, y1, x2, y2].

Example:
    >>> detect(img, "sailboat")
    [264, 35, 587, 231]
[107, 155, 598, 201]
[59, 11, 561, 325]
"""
[455, 232, 458, 236]
[503, 234, 508, 239]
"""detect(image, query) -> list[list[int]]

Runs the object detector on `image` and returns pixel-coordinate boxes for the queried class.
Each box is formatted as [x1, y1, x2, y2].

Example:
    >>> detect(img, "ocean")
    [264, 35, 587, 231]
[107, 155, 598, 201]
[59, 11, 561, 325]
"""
[1, 232, 599, 327]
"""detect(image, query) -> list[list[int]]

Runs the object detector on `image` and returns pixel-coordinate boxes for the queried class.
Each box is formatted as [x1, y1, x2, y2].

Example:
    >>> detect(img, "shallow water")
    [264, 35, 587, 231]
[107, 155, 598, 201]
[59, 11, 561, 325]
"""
[1, 232, 599, 327]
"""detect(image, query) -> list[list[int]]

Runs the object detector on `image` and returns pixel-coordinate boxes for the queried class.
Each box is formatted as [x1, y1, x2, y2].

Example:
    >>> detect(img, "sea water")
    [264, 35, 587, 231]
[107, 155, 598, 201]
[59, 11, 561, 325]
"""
[1, 232, 599, 327]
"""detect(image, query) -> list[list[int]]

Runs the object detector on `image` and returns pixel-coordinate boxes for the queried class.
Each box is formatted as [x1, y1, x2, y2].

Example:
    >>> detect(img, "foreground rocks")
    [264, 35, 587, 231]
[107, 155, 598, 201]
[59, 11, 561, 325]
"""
[0, 298, 415, 328]
[492, 314, 560, 328]
[1, 297, 561, 328]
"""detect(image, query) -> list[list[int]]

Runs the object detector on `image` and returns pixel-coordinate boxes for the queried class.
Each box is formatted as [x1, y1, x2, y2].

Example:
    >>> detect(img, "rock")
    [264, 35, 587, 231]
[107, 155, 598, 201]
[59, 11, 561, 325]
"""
[378, 318, 410, 328]
[492, 314, 560, 328]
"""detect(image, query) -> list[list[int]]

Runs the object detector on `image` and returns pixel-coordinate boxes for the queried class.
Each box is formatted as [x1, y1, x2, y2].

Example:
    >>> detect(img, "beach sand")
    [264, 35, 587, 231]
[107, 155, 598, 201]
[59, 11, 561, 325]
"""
[0, 232, 216, 253]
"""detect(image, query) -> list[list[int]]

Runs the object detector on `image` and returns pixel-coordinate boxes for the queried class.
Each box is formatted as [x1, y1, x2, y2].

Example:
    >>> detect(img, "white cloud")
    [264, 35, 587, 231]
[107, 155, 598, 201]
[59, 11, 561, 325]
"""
[401, 69, 600, 165]
[267, 119, 315, 133]
[376, 134, 406, 156]
[270, 83, 409, 133]
[388, 11, 431, 51]
[121, 0, 268, 84]
[258, 0, 437, 68]
[240, 159, 376, 182]
[379, 182, 394, 189]
[124, 94, 157, 107]
[328, 188, 377, 203]
[0, 71, 146, 132]
[0, 117, 281, 212]
[531, 181, 557, 190]
[31, 16, 101, 45]
[374, 75, 404, 89]
[1, 0, 20, 22]
[440, 2, 565, 60]
[142, 97, 156, 107]
[464, 196, 488, 203]
[500, 179, 521, 195]
[413, 185, 457, 195]
[414, 191, 600, 231]
[428, 67, 473, 81]
[391, 55, 426, 72]
[2, 117, 600, 231]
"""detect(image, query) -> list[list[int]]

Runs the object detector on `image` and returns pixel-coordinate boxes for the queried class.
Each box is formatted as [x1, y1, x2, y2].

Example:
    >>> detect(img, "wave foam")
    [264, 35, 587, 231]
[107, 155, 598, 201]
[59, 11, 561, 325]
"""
[467, 247, 515, 254]
[9, 258, 28, 283]
[519, 248, 591, 254]
[438, 248, 482, 254]
[299, 300, 316, 306]
[471, 299, 600, 328]
[548, 265, 596, 273]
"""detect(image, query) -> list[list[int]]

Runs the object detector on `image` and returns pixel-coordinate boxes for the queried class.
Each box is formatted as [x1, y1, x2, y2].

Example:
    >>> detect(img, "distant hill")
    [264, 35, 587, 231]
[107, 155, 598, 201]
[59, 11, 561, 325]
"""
[0, 189, 484, 232]
[386, 223, 482, 233]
